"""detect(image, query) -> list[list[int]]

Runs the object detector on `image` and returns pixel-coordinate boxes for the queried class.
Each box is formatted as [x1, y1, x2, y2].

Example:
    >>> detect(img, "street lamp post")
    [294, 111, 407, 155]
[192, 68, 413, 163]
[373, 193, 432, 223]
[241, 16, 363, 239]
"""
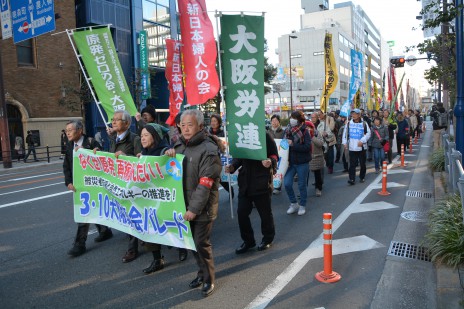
[455, 0, 464, 154]
[288, 34, 297, 112]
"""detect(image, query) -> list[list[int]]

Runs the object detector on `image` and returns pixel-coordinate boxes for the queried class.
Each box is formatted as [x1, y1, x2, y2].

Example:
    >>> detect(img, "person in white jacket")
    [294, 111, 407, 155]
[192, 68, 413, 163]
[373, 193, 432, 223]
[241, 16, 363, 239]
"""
[342, 109, 371, 185]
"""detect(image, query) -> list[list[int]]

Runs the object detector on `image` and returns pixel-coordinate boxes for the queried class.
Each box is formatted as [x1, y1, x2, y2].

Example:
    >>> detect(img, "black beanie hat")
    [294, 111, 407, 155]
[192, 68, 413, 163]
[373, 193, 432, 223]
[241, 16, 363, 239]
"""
[141, 104, 157, 121]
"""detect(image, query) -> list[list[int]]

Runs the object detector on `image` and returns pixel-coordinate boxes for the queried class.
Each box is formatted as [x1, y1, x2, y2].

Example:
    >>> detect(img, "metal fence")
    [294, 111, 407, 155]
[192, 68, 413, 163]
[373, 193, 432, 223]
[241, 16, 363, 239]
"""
[0, 145, 63, 164]
[442, 133, 464, 223]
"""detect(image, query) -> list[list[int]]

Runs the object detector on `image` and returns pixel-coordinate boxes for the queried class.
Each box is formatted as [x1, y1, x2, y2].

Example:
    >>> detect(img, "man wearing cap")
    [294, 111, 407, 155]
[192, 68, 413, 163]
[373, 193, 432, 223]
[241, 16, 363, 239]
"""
[342, 108, 371, 185]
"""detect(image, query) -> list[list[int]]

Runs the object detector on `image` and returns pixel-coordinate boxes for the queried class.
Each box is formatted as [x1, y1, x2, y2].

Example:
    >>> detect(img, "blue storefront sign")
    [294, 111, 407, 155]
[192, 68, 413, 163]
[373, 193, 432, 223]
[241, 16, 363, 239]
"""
[10, 0, 55, 44]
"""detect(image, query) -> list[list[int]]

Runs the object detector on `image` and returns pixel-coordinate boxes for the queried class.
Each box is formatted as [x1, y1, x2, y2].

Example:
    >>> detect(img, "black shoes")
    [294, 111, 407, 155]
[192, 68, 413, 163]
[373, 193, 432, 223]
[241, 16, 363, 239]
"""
[235, 242, 256, 254]
[122, 250, 138, 263]
[189, 276, 204, 288]
[143, 258, 165, 274]
[257, 242, 272, 251]
[348, 180, 355, 185]
[360, 178, 365, 183]
[202, 283, 215, 297]
[94, 231, 113, 242]
[68, 244, 86, 257]
[179, 248, 188, 261]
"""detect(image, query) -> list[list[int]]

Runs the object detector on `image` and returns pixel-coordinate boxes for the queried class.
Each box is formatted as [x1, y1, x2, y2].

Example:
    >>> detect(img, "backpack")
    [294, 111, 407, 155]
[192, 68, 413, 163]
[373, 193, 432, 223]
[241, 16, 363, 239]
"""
[437, 111, 448, 127]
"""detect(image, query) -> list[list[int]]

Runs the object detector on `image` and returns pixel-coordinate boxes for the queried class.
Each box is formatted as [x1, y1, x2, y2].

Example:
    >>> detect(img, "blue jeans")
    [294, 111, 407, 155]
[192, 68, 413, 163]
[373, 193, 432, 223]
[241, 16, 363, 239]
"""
[284, 163, 309, 207]
[373, 147, 385, 170]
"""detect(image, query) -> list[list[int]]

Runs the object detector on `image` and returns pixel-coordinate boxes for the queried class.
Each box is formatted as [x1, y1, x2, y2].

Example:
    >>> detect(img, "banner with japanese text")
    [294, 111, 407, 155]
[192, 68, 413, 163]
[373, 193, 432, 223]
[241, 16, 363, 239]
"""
[139, 30, 151, 100]
[73, 28, 137, 123]
[221, 14, 267, 160]
[72, 149, 195, 251]
[366, 55, 372, 110]
[165, 39, 184, 126]
[177, 0, 219, 105]
[321, 33, 338, 113]
[348, 49, 363, 106]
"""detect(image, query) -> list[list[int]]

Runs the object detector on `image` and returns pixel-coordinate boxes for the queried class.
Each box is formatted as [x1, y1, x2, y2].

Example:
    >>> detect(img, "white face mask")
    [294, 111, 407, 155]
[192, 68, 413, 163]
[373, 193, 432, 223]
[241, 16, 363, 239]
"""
[290, 119, 298, 127]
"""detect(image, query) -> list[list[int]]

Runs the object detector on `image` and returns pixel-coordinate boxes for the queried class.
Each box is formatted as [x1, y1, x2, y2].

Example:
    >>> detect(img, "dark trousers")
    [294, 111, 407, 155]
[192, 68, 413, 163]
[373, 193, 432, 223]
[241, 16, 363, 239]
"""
[24, 146, 37, 161]
[387, 138, 394, 163]
[313, 169, 323, 190]
[75, 223, 110, 245]
[191, 220, 215, 284]
[128, 235, 139, 253]
[324, 145, 335, 168]
[237, 193, 275, 245]
[396, 136, 409, 155]
[349, 150, 367, 181]
[335, 144, 341, 162]
[342, 150, 349, 170]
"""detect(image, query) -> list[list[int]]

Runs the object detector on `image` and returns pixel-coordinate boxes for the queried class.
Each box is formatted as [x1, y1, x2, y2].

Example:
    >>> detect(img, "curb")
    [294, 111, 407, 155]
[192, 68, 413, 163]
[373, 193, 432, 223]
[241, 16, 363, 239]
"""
[434, 171, 464, 308]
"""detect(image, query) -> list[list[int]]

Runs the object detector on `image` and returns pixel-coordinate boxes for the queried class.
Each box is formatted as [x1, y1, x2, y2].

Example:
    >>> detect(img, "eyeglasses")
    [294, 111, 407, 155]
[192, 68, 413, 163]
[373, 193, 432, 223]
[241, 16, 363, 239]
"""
[65, 129, 75, 133]
[111, 118, 124, 122]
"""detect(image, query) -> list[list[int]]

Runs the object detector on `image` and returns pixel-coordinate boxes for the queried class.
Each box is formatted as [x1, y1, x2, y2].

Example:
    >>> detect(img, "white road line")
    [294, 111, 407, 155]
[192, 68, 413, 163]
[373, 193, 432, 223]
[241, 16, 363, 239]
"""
[246, 168, 389, 309]
[0, 182, 63, 196]
[0, 191, 71, 209]
[371, 182, 406, 189]
[0, 172, 62, 184]
[351, 202, 399, 214]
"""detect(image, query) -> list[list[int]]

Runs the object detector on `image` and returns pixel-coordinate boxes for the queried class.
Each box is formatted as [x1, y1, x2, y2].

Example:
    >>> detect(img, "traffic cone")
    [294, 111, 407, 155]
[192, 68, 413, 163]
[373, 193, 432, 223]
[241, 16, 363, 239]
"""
[400, 144, 406, 167]
[409, 136, 413, 153]
[378, 161, 391, 196]
[315, 213, 341, 283]
[414, 132, 418, 144]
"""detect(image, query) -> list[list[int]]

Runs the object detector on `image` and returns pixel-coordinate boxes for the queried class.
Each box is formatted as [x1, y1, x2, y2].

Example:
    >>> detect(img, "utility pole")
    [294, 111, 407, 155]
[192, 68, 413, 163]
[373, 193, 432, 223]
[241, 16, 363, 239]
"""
[455, 0, 464, 154]
[0, 43, 11, 168]
[441, 0, 449, 109]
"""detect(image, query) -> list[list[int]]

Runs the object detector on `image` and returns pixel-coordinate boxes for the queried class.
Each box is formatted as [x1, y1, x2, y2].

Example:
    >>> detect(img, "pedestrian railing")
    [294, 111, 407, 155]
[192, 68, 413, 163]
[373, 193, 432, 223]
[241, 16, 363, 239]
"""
[0, 145, 63, 164]
[442, 133, 464, 223]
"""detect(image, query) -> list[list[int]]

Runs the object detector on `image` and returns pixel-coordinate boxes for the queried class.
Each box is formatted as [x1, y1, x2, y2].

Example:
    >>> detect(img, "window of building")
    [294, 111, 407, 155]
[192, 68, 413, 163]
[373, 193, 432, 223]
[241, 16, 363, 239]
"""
[143, 0, 171, 67]
[16, 39, 36, 67]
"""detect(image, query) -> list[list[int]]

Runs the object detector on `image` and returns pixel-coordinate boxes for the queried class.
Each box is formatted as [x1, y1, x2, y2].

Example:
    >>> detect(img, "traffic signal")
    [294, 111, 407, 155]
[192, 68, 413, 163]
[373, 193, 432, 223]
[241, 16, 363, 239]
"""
[390, 56, 405, 68]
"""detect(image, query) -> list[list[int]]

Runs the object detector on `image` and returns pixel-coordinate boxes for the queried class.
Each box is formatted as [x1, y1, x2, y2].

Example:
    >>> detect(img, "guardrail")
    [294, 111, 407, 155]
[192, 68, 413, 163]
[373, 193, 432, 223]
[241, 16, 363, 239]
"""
[0, 145, 63, 164]
[442, 133, 464, 223]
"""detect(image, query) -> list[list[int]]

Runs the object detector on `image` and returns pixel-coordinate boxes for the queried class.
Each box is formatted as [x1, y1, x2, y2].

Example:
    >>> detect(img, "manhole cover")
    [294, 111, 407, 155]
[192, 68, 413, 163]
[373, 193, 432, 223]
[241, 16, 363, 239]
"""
[406, 190, 433, 198]
[388, 241, 431, 262]
[401, 211, 428, 222]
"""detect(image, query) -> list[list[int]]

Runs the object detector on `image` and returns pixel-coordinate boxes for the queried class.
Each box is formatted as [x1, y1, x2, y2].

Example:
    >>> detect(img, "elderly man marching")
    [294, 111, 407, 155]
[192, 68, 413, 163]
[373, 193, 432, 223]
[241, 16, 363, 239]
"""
[342, 108, 371, 185]
[165, 109, 222, 297]
[63, 120, 113, 257]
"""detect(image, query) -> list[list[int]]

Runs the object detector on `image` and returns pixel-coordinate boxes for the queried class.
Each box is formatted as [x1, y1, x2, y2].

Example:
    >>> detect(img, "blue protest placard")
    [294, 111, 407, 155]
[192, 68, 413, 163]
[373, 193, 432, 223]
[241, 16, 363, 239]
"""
[10, 0, 55, 44]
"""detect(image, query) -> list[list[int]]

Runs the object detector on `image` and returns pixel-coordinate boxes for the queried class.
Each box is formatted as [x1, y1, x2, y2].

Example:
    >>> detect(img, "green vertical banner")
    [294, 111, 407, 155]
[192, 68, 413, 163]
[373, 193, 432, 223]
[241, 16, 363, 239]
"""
[221, 15, 267, 160]
[72, 149, 195, 250]
[73, 28, 138, 123]
[139, 30, 151, 100]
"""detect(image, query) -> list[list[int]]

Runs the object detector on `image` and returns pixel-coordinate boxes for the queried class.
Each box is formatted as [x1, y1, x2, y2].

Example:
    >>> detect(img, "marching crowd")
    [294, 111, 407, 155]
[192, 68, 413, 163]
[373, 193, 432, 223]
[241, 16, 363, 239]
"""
[61, 103, 446, 297]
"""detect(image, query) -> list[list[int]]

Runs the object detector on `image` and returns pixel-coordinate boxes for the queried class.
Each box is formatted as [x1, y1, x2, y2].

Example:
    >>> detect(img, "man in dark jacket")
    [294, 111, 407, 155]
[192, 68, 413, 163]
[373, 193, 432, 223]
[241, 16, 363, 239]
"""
[225, 132, 278, 254]
[23, 130, 38, 162]
[63, 120, 113, 257]
[107, 110, 142, 263]
[166, 109, 222, 297]
[430, 103, 447, 150]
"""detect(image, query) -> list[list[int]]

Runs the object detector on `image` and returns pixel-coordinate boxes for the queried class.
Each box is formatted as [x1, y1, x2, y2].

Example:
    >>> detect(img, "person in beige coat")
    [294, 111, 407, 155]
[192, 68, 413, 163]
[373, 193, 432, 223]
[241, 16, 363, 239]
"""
[309, 130, 325, 197]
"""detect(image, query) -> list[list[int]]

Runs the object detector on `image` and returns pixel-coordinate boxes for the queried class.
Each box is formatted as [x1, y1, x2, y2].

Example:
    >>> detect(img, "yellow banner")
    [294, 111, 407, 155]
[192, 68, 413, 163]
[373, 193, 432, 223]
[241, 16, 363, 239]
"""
[374, 82, 379, 110]
[366, 55, 372, 110]
[320, 33, 338, 113]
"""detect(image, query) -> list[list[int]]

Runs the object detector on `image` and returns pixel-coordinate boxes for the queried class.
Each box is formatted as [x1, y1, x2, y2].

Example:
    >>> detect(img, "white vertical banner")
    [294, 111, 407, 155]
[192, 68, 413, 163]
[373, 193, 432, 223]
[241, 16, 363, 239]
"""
[0, 0, 12, 39]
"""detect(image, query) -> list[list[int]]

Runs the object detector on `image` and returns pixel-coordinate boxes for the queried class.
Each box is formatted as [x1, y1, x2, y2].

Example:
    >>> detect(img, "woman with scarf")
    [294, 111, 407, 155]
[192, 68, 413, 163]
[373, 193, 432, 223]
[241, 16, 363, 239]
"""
[139, 123, 188, 274]
[369, 117, 389, 173]
[284, 110, 311, 216]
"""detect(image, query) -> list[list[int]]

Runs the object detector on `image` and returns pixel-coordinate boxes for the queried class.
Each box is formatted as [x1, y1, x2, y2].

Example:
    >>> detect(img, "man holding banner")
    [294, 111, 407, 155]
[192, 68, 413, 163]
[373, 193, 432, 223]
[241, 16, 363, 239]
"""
[166, 110, 222, 297]
[107, 110, 142, 263]
[64, 120, 113, 257]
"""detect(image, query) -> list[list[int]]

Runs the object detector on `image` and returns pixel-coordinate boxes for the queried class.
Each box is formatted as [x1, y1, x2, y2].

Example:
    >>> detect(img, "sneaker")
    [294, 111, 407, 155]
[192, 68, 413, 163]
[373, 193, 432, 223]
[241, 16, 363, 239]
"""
[347, 180, 355, 185]
[287, 203, 299, 215]
[297, 206, 306, 216]
[360, 178, 365, 183]
[316, 189, 322, 197]
[272, 189, 281, 195]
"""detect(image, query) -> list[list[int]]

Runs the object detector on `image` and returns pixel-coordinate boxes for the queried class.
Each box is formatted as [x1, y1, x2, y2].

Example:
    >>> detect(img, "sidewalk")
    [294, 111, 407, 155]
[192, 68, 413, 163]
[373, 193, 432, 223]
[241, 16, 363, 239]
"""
[0, 157, 63, 172]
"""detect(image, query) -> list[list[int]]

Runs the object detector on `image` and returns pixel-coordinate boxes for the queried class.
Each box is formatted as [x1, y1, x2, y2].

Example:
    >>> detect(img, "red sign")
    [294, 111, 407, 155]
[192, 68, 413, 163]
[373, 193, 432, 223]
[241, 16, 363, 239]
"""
[177, 0, 219, 105]
[165, 39, 184, 126]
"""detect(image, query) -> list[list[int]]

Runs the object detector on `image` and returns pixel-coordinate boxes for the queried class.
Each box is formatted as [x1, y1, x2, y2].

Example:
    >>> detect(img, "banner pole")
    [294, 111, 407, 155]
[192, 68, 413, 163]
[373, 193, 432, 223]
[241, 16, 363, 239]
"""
[66, 29, 109, 128]
[215, 10, 234, 219]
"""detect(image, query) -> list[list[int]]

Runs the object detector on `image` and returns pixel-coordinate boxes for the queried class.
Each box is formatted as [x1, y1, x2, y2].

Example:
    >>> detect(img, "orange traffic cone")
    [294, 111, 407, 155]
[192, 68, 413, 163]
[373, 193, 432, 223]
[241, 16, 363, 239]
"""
[378, 161, 391, 196]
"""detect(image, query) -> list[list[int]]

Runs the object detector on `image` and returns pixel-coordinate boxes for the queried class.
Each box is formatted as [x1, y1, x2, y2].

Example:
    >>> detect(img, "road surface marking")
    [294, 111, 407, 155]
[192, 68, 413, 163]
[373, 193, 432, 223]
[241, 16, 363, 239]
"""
[245, 236, 384, 309]
[0, 182, 63, 196]
[0, 172, 62, 183]
[0, 176, 63, 189]
[387, 169, 410, 175]
[0, 191, 71, 209]
[245, 171, 385, 309]
[351, 202, 399, 214]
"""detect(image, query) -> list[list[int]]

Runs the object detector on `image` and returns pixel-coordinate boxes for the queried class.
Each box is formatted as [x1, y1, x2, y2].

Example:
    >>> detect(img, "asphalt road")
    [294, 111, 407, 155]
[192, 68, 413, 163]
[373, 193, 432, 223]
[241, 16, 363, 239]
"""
[0, 130, 434, 309]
